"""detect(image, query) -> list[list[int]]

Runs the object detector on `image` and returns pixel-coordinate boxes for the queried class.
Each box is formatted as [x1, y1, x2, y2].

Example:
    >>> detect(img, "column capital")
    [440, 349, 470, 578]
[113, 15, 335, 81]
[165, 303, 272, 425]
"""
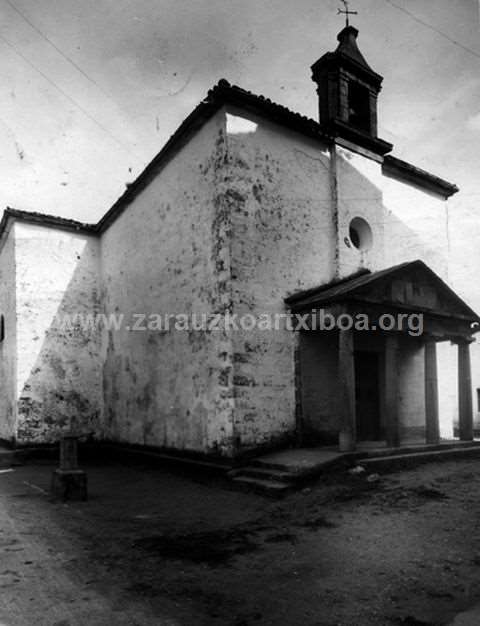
[452, 336, 475, 346]
[422, 333, 442, 343]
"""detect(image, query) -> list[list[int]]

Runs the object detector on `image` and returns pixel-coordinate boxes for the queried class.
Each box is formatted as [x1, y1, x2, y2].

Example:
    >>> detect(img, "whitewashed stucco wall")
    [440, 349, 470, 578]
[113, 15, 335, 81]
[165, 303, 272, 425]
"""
[0, 228, 17, 442]
[14, 221, 102, 444]
[223, 112, 470, 449]
[337, 147, 462, 438]
[225, 108, 334, 449]
[335, 147, 386, 278]
[381, 177, 462, 438]
[0, 106, 473, 453]
[443, 197, 480, 435]
[100, 111, 235, 456]
[335, 146, 450, 280]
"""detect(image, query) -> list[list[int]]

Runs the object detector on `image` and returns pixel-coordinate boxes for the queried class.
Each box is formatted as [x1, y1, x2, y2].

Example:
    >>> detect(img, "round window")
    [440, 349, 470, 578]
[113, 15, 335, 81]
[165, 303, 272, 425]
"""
[349, 217, 373, 251]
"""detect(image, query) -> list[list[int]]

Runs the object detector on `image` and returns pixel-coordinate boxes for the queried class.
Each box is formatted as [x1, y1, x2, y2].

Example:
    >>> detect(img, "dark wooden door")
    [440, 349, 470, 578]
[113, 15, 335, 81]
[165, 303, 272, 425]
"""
[354, 351, 381, 441]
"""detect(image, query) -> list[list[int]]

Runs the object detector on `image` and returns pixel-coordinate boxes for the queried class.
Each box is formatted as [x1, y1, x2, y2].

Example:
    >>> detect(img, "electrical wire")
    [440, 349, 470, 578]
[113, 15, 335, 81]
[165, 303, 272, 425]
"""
[384, 0, 480, 60]
[0, 31, 139, 158]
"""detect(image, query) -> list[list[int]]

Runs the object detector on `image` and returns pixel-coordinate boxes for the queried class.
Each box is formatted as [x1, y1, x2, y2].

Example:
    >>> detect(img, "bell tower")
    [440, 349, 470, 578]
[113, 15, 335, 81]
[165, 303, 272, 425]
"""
[311, 25, 393, 157]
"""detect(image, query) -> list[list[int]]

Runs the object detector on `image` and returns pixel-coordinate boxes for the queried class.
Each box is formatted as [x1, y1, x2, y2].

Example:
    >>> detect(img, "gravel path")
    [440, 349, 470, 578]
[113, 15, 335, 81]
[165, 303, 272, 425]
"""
[1, 458, 480, 625]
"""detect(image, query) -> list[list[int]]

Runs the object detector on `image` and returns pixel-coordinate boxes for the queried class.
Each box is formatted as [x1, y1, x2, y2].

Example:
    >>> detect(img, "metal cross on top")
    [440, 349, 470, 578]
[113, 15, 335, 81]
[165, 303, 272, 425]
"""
[337, 0, 358, 27]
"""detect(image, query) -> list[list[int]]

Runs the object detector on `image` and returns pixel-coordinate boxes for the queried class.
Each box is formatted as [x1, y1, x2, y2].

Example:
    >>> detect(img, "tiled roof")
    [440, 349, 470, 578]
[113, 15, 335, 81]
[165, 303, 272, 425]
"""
[0, 80, 459, 237]
[0, 207, 96, 238]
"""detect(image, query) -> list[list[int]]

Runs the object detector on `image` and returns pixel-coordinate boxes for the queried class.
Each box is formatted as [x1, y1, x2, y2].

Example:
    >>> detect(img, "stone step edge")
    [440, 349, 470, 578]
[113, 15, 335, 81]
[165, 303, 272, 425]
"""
[249, 456, 349, 476]
[228, 466, 296, 481]
[231, 475, 292, 497]
[357, 445, 480, 467]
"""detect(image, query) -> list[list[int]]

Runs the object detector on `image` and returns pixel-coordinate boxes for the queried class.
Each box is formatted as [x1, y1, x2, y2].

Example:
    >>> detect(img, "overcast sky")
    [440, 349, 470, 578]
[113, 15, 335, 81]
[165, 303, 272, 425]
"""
[0, 0, 478, 226]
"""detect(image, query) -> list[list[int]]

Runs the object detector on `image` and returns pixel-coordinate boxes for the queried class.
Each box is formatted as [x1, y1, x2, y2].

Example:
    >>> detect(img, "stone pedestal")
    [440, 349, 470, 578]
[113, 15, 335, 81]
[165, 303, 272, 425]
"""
[51, 434, 88, 501]
[51, 468, 88, 501]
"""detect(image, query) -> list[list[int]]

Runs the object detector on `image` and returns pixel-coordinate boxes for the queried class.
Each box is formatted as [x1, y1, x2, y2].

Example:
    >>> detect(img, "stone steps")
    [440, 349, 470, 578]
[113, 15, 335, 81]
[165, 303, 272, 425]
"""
[229, 442, 480, 497]
[229, 465, 299, 497]
[229, 449, 347, 497]
[230, 475, 293, 497]
[233, 465, 298, 482]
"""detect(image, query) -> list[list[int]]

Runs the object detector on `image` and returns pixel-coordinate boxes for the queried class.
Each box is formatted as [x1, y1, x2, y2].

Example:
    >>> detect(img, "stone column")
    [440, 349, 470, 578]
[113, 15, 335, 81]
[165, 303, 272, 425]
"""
[385, 335, 400, 448]
[338, 328, 356, 452]
[424, 340, 440, 444]
[458, 340, 474, 441]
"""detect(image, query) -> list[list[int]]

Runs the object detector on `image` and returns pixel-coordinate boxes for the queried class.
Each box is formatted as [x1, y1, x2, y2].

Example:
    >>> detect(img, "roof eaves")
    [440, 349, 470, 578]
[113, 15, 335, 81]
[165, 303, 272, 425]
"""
[96, 80, 331, 234]
[96, 88, 226, 233]
[285, 267, 372, 306]
[286, 260, 480, 323]
[91, 80, 458, 235]
[0, 207, 97, 240]
[285, 262, 413, 311]
[218, 81, 328, 140]
[383, 155, 459, 199]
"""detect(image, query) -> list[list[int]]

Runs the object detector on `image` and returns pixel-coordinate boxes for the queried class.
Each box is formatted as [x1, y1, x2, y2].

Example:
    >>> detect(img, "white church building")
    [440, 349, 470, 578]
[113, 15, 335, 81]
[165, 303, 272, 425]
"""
[0, 25, 478, 459]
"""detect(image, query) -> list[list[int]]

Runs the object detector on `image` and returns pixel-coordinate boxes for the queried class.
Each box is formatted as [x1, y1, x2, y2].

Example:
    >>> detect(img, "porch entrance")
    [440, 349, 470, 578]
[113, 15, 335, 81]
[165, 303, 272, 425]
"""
[354, 351, 382, 441]
[288, 260, 480, 453]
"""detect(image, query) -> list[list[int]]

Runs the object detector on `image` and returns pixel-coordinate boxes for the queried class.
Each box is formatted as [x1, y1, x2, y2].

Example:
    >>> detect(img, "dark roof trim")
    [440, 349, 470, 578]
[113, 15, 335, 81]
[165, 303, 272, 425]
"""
[286, 262, 410, 308]
[96, 80, 332, 233]
[285, 268, 372, 306]
[383, 155, 459, 199]
[96, 93, 224, 233]
[0, 207, 97, 240]
[285, 260, 480, 323]
[330, 119, 393, 157]
[97, 81, 456, 233]
[0, 81, 460, 237]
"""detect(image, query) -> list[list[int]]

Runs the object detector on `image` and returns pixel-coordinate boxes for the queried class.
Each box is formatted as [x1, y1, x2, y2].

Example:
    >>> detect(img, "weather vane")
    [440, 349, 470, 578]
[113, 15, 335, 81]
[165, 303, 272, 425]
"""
[337, 0, 358, 27]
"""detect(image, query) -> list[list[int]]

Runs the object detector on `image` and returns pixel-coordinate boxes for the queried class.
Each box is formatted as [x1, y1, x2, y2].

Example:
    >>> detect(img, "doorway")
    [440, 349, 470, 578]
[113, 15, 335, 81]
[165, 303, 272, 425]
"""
[354, 351, 382, 441]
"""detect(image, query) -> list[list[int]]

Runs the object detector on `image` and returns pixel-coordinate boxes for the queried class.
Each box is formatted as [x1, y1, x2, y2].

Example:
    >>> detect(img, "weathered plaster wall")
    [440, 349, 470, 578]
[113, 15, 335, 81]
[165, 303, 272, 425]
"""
[382, 177, 449, 278]
[383, 178, 462, 437]
[335, 147, 386, 278]
[299, 330, 338, 444]
[0, 229, 17, 442]
[337, 146, 462, 439]
[335, 147, 450, 279]
[300, 328, 427, 445]
[14, 222, 102, 444]
[225, 108, 334, 449]
[445, 197, 480, 435]
[397, 337, 426, 442]
[100, 112, 235, 456]
[379, 172, 459, 436]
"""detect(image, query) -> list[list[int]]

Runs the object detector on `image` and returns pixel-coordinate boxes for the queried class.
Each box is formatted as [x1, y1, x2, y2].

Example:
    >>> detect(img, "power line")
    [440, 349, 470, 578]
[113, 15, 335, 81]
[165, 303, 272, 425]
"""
[0, 30, 140, 158]
[384, 0, 480, 60]
[3, 0, 115, 102]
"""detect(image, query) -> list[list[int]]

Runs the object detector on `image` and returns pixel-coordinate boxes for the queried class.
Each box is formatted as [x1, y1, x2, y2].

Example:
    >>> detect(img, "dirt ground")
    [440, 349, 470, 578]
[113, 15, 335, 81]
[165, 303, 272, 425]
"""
[1, 458, 480, 626]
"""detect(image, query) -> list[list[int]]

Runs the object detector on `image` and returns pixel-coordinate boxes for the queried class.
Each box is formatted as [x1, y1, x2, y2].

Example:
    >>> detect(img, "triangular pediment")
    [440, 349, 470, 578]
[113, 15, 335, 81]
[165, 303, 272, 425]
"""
[286, 261, 480, 323]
